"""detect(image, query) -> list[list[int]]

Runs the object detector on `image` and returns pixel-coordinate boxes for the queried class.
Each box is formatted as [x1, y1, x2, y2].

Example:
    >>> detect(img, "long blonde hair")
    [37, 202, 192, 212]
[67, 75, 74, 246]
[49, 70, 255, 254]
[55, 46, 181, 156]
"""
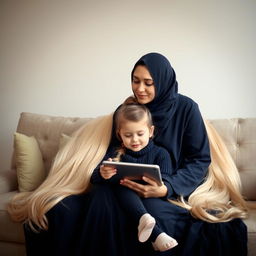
[170, 120, 248, 222]
[8, 111, 248, 230]
[8, 114, 113, 230]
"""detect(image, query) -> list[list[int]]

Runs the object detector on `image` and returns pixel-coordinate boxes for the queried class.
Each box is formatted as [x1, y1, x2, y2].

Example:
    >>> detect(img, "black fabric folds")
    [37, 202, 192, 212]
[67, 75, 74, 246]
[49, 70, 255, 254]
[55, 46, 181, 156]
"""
[24, 52, 248, 256]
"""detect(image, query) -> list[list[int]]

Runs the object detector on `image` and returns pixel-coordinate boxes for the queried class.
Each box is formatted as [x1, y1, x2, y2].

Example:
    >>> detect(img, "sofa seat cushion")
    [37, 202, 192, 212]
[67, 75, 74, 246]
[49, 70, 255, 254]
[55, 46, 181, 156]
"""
[0, 191, 25, 243]
[243, 206, 256, 233]
[0, 242, 26, 256]
[243, 202, 256, 256]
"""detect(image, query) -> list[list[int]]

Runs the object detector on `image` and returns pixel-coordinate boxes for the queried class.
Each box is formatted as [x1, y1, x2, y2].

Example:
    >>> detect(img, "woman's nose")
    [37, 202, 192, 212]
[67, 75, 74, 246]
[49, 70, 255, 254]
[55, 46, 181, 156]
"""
[137, 83, 145, 92]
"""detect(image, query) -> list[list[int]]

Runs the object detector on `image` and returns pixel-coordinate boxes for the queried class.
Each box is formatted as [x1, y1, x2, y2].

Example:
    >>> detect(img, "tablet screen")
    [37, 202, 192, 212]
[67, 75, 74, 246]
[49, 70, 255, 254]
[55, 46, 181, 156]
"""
[102, 161, 162, 186]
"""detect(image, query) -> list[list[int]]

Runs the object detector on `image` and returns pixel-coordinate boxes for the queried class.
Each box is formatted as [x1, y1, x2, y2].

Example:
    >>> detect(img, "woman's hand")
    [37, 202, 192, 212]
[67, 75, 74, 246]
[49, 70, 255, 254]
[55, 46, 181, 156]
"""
[100, 158, 117, 179]
[120, 176, 167, 198]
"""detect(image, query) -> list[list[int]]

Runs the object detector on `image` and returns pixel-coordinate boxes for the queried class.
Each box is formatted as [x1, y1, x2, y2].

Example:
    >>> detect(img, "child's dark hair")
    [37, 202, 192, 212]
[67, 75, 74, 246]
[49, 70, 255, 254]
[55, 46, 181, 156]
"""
[113, 99, 153, 161]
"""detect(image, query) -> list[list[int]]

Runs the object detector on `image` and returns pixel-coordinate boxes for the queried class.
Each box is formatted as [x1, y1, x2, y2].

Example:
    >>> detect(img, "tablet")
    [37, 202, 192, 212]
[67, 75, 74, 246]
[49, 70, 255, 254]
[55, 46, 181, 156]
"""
[102, 161, 162, 186]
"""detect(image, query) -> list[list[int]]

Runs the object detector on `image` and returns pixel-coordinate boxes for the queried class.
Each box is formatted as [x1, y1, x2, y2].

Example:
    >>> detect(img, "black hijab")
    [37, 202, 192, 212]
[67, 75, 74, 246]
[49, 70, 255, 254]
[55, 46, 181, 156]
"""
[131, 52, 178, 129]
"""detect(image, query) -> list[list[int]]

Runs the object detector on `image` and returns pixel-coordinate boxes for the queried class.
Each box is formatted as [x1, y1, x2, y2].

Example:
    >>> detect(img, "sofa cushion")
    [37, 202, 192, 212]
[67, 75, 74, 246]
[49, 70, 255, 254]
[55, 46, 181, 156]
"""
[243, 203, 256, 256]
[14, 132, 46, 192]
[12, 112, 92, 174]
[0, 169, 18, 193]
[59, 133, 71, 149]
[0, 191, 25, 243]
[209, 118, 256, 200]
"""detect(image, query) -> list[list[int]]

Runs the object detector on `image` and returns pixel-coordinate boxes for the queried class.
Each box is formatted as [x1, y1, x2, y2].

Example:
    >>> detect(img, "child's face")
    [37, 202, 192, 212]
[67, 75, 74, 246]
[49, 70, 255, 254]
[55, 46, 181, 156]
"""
[119, 116, 154, 152]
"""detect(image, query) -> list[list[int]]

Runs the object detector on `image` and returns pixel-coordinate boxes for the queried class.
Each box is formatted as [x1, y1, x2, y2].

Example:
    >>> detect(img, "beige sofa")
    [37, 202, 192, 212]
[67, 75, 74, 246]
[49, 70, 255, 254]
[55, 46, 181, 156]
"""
[0, 112, 255, 256]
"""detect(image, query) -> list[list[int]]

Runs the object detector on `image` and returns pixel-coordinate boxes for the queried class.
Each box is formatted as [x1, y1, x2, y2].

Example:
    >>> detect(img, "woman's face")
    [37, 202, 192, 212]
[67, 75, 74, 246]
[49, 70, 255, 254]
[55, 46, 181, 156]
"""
[132, 65, 156, 104]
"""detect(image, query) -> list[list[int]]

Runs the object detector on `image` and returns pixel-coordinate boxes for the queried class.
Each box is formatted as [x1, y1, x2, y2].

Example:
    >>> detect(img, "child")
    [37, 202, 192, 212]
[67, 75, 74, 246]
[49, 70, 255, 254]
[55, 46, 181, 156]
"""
[91, 103, 178, 252]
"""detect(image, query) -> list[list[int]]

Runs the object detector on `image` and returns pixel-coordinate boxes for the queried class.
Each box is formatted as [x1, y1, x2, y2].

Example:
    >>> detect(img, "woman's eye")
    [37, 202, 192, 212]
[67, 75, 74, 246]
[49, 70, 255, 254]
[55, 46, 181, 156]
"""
[133, 79, 140, 84]
[145, 82, 154, 86]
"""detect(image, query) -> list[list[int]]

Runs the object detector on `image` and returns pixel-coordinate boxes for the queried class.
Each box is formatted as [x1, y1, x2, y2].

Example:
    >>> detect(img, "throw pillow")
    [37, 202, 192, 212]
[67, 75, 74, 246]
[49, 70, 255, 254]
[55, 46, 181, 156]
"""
[14, 132, 46, 192]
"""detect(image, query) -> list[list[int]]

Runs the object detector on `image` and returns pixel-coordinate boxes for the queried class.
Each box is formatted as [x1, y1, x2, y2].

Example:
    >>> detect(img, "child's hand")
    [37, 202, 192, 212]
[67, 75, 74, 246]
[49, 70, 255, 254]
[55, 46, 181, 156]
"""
[100, 158, 117, 179]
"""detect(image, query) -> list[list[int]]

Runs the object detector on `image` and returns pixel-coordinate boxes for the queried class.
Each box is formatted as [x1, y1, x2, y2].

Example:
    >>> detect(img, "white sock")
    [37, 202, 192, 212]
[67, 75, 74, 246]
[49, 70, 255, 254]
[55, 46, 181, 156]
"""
[152, 232, 178, 252]
[138, 213, 156, 242]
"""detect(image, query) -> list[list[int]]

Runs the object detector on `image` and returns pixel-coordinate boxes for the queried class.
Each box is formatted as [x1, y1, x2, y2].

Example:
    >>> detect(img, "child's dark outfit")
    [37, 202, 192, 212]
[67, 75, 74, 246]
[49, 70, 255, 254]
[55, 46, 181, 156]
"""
[91, 139, 173, 241]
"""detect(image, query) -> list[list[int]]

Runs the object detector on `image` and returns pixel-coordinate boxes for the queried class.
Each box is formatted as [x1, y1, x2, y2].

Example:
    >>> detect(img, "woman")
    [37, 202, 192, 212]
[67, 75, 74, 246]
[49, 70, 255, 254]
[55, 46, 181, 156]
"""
[8, 53, 248, 256]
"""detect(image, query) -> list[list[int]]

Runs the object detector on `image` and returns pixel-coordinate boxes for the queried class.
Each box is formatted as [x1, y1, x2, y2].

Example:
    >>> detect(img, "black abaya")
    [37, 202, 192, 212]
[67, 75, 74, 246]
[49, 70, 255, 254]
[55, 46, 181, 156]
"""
[24, 53, 247, 255]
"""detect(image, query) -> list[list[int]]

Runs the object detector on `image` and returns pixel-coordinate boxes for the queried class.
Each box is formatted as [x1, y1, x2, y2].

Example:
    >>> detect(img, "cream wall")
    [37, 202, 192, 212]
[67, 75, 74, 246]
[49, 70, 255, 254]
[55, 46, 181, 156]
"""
[1, 0, 256, 171]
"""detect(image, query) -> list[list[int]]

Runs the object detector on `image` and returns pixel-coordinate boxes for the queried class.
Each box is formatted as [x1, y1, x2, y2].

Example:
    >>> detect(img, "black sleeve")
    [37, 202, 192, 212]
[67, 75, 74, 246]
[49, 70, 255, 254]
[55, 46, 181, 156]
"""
[90, 166, 105, 184]
[169, 104, 211, 197]
[154, 148, 174, 199]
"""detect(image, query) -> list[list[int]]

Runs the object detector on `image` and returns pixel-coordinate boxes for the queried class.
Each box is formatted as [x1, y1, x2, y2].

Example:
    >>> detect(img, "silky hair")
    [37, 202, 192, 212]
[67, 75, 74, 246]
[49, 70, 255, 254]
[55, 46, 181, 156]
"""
[169, 120, 248, 222]
[8, 106, 248, 230]
[8, 114, 113, 230]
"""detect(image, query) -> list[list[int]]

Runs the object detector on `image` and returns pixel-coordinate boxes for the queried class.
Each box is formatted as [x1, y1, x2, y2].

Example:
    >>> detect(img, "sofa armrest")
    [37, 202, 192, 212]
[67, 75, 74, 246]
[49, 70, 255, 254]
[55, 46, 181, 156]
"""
[0, 169, 18, 193]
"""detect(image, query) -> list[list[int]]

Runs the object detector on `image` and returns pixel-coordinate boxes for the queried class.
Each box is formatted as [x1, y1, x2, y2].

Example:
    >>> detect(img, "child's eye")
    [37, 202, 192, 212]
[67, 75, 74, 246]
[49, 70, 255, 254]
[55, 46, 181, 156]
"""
[138, 133, 144, 136]
[124, 134, 132, 138]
